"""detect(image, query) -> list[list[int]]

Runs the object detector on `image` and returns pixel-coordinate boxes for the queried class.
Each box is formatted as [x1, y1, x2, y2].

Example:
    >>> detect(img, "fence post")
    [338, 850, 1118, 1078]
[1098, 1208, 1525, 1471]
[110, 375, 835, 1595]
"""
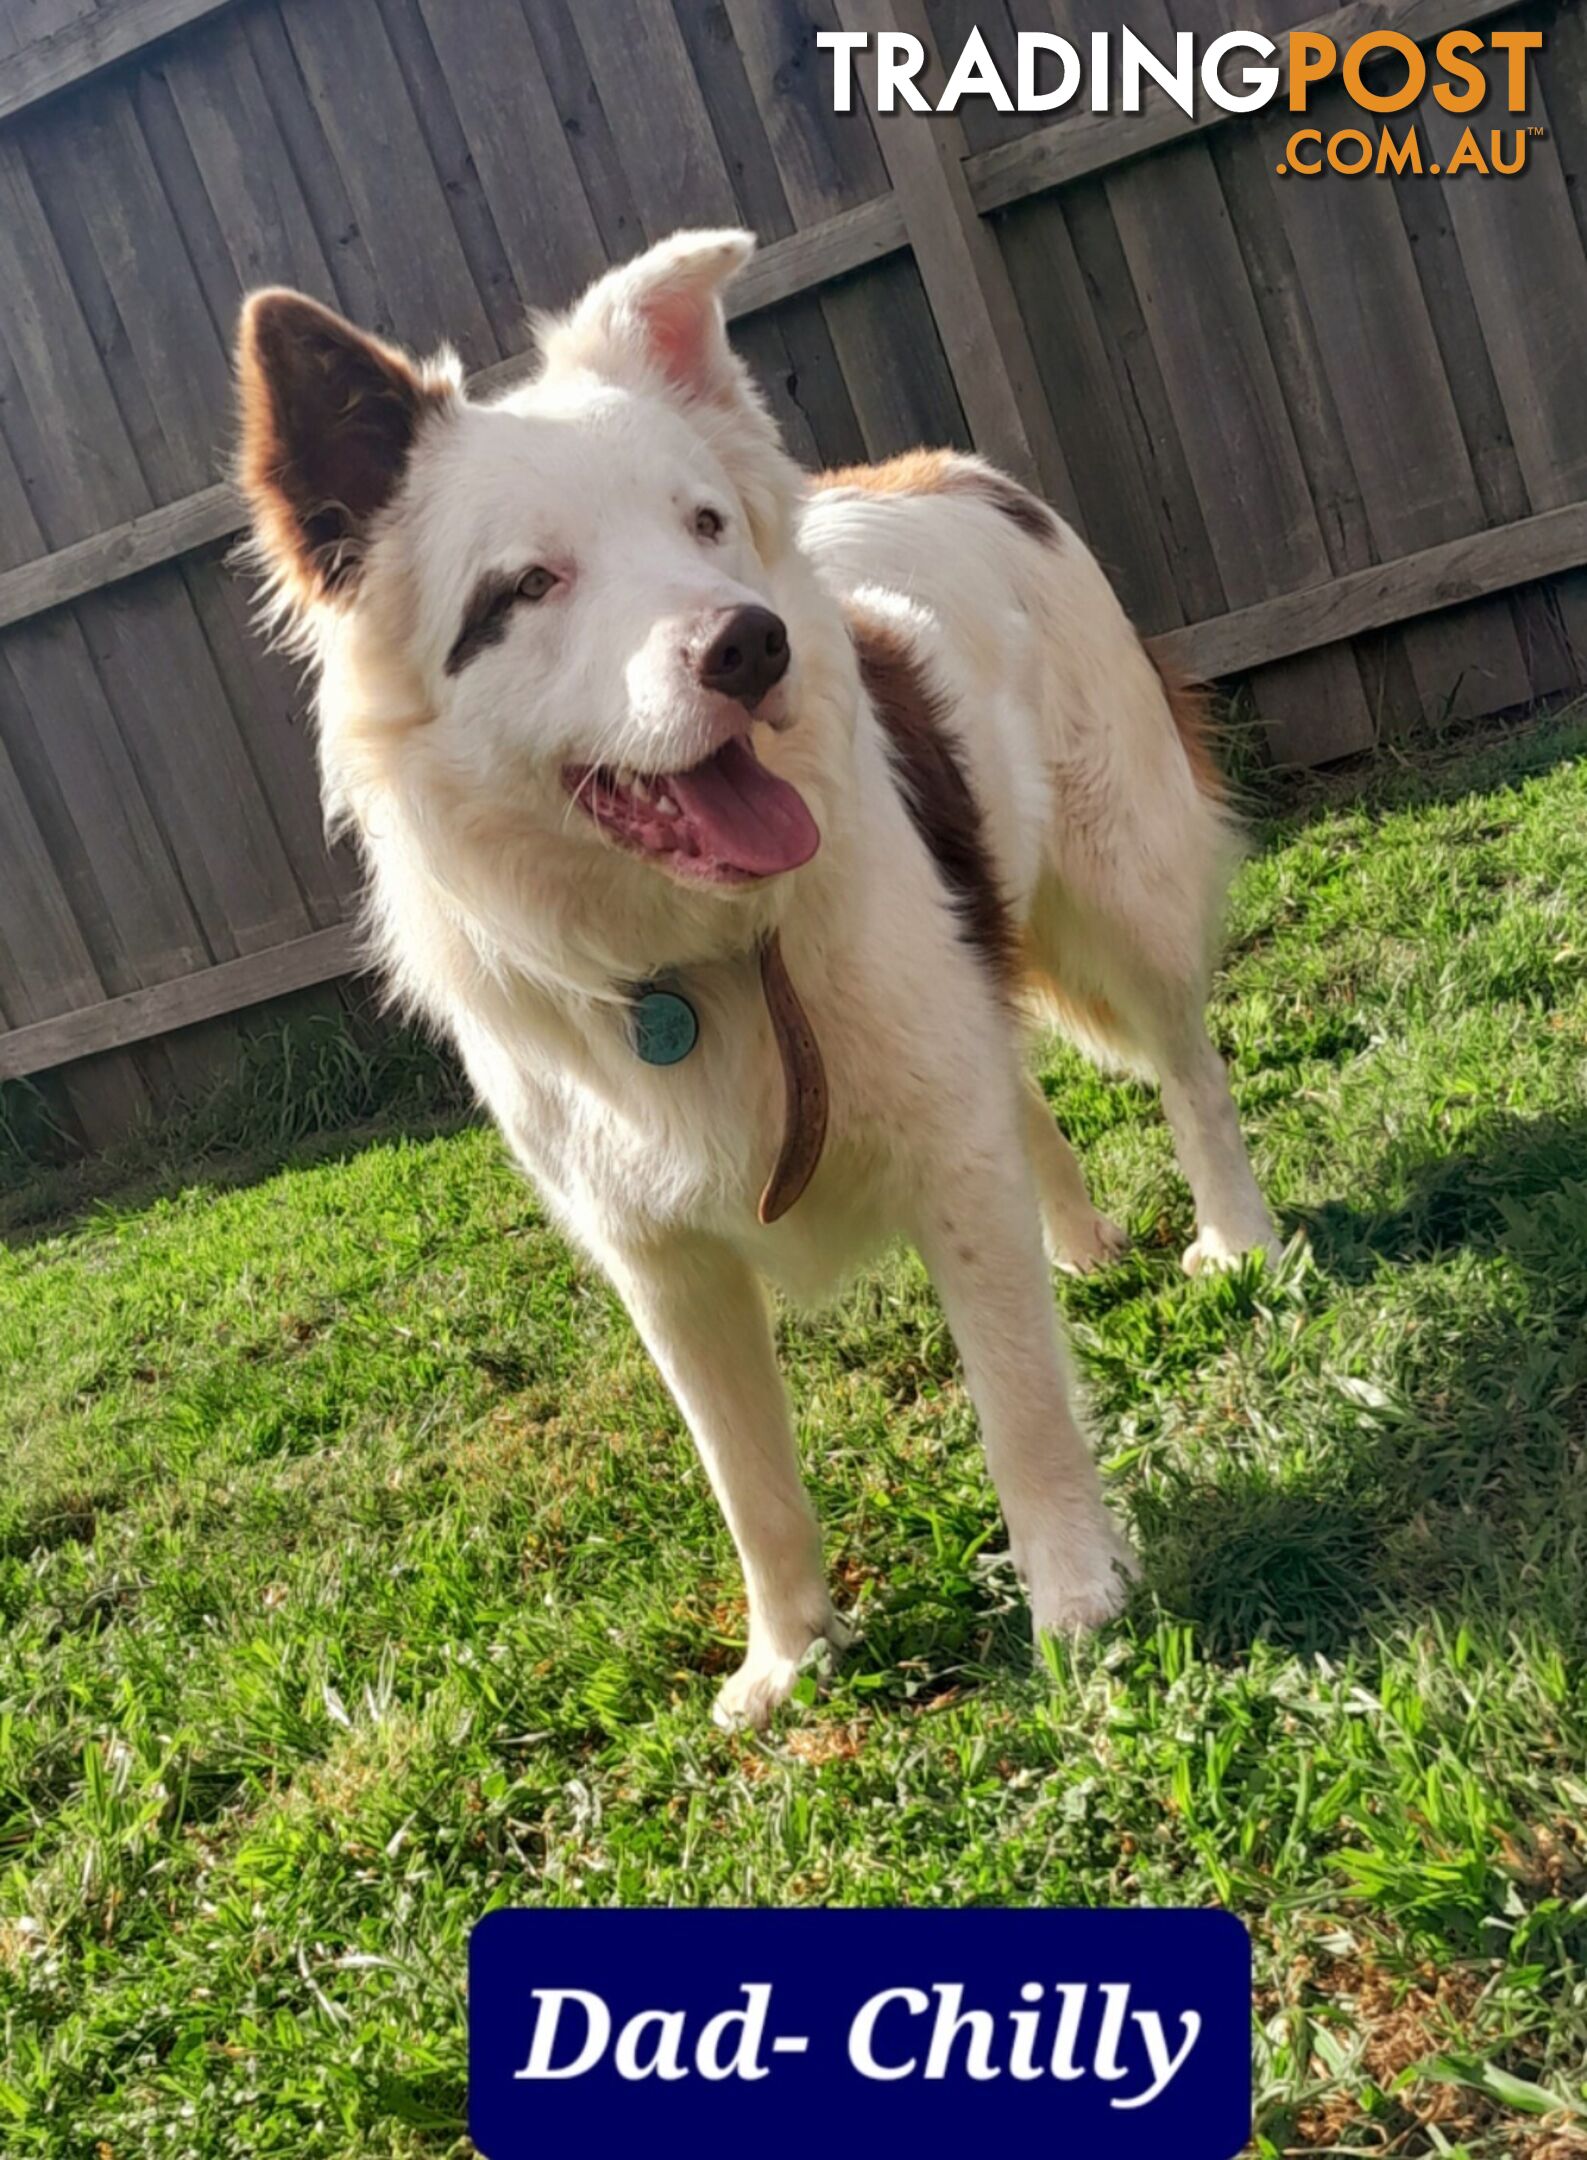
[832, 0, 1076, 517]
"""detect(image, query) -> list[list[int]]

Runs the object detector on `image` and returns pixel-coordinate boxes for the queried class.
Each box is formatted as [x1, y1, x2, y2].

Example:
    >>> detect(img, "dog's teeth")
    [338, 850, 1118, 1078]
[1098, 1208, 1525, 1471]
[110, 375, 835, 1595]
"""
[656, 793, 678, 817]
[632, 777, 653, 803]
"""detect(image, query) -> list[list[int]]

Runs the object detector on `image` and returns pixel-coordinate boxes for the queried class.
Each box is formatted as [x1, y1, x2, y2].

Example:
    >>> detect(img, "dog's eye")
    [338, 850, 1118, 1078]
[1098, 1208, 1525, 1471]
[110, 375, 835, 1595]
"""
[693, 506, 725, 542]
[518, 566, 557, 602]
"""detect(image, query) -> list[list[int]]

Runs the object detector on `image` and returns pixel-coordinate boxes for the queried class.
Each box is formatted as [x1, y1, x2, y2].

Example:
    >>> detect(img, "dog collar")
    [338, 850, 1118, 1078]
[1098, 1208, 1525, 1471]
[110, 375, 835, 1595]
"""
[756, 933, 829, 1224]
[622, 932, 828, 1224]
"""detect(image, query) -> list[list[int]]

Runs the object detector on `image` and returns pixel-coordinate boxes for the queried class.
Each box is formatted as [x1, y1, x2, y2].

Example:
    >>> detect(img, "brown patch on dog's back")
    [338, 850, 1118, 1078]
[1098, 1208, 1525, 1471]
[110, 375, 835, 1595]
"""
[815, 449, 960, 501]
[847, 604, 1018, 995]
[958, 466, 1061, 547]
[1145, 646, 1225, 803]
[815, 451, 1060, 549]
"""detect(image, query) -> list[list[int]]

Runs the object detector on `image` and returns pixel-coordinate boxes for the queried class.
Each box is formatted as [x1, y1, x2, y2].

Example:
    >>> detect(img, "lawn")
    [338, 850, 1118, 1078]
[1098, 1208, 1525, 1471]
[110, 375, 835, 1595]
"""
[2, 714, 1586, 2159]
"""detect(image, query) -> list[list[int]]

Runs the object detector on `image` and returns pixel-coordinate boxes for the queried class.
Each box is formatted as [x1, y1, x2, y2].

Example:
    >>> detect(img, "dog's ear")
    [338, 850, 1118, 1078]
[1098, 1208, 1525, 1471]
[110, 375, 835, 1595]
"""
[539, 230, 756, 408]
[236, 289, 456, 606]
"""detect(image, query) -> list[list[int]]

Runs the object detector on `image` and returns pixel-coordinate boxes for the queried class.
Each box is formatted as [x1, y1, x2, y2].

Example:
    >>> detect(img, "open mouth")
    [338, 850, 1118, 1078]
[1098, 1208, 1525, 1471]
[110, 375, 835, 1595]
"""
[563, 734, 820, 884]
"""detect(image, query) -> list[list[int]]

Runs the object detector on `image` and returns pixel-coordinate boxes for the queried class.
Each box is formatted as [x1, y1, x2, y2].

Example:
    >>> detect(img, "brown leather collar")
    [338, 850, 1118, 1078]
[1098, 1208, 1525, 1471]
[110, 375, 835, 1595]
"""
[757, 931, 828, 1224]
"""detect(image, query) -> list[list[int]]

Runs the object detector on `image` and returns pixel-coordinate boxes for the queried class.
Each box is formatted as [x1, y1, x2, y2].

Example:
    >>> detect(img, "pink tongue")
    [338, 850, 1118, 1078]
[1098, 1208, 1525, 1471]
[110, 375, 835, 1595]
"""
[668, 736, 819, 876]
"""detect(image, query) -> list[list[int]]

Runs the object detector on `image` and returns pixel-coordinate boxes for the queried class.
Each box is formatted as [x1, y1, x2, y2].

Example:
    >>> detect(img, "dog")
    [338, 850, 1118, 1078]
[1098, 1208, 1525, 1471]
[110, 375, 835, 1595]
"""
[235, 230, 1278, 1729]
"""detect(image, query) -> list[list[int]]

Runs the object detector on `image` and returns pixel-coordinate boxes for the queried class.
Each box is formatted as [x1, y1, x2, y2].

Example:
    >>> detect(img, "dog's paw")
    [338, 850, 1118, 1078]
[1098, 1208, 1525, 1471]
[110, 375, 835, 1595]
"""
[711, 1614, 853, 1732]
[1054, 1211, 1130, 1277]
[1024, 1516, 1138, 1638]
[1182, 1223, 1282, 1276]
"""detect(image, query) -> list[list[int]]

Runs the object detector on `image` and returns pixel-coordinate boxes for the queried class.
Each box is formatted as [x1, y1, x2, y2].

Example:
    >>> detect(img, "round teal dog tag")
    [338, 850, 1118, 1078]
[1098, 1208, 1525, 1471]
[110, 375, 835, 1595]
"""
[629, 986, 698, 1067]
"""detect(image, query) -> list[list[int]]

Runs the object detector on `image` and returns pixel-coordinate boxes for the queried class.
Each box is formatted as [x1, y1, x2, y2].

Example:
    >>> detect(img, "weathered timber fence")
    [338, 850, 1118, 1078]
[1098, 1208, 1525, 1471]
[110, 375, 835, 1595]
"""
[1, 0, 1585, 1148]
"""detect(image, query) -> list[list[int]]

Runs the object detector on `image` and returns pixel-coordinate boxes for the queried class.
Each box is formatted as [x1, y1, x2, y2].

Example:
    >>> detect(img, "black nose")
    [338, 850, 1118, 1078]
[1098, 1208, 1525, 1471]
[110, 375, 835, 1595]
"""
[695, 605, 789, 707]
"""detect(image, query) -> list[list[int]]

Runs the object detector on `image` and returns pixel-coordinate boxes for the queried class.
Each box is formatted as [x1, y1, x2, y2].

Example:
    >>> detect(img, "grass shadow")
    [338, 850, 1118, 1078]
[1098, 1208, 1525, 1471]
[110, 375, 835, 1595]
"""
[1141, 1108, 1587, 1661]
[1240, 697, 1587, 836]
[1295, 1109, 1587, 1283]
[1, 1009, 478, 1253]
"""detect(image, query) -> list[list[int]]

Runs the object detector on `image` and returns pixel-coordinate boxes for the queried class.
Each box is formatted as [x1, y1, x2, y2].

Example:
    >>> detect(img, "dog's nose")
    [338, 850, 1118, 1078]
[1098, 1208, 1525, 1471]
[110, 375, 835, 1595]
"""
[695, 605, 789, 707]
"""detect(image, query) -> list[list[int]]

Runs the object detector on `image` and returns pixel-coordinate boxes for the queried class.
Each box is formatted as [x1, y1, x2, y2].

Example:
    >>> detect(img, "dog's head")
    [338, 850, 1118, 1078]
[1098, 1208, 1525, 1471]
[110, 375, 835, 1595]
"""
[237, 233, 835, 974]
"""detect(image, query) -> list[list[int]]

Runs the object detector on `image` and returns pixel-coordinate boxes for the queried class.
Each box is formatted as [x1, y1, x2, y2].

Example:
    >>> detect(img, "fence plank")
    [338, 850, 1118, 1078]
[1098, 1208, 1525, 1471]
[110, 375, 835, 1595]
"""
[0, 926, 358, 1080]
[0, 133, 214, 997]
[279, 0, 497, 365]
[0, 0, 238, 124]
[418, 0, 605, 314]
[0, 1, 99, 71]
[832, 0, 1076, 510]
[1188, 0, 1534, 732]
[0, 132, 152, 546]
[1427, 41, 1587, 511]
[1080, 0, 1373, 763]
[0, 722, 153, 1141]
[676, 1, 869, 468]
[240, 2, 387, 331]
[375, 0, 530, 357]
[161, 5, 342, 306]
[967, 0, 1532, 213]
[29, 83, 232, 501]
[718, 0, 891, 216]
[1427, 21, 1587, 680]
[569, 0, 739, 233]
[1153, 499, 1587, 683]
[997, 193, 1193, 635]
[0, 390, 162, 1136]
[717, 0, 963, 459]
[0, 484, 238, 631]
[178, 547, 353, 925]
[27, 76, 316, 957]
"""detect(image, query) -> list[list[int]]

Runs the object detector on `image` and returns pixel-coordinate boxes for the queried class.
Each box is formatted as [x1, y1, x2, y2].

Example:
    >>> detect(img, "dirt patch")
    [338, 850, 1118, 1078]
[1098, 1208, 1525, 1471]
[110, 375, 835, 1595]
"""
[1285, 1955, 1580, 2154]
[783, 1723, 863, 1768]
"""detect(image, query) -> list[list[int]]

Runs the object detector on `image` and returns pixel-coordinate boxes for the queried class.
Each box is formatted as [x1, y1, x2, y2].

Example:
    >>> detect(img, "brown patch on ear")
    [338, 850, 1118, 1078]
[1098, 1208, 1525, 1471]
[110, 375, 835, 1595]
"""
[237, 289, 448, 604]
[1145, 645, 1225, 803]
[847, 603, 1018, 996]
[814, 451, 1060, 547]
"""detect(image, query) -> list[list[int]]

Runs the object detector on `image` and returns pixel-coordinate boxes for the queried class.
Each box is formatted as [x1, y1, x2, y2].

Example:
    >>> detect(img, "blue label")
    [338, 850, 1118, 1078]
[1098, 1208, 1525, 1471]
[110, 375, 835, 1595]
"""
[469, 1908, 1251, 2157]
[629, 987, 698, 1066]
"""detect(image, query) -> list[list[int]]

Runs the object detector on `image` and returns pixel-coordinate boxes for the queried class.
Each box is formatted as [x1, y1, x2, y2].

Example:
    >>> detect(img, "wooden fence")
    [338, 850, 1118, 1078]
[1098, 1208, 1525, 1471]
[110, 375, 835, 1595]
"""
[2, 0, 1586, 1151]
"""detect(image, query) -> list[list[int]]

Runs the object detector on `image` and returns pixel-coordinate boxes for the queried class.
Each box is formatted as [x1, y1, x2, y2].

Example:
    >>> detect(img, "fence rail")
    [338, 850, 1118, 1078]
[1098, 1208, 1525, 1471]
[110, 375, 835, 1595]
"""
[0, 0, 1583, 1141]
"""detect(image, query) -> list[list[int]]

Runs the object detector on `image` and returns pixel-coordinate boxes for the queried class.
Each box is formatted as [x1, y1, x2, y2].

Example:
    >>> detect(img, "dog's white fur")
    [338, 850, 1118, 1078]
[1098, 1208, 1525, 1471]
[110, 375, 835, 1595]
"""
[239, 231, 1277, 1728]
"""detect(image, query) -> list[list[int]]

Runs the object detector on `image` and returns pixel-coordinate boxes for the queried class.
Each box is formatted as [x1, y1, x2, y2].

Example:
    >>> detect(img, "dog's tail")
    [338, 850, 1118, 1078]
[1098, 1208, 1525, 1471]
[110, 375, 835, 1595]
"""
[1146, 651, 1226, 805]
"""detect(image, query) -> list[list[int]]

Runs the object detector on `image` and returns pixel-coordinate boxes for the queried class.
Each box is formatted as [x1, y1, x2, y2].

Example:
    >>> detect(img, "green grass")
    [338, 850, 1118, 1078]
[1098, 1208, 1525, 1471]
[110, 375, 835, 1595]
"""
[3, 714, 1587, 2158]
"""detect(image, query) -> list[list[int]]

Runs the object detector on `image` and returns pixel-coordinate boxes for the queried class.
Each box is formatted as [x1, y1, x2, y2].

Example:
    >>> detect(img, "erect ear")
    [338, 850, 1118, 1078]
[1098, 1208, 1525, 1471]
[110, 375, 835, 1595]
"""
[236, 289, 456, 605]
[538, 229, 756, 408]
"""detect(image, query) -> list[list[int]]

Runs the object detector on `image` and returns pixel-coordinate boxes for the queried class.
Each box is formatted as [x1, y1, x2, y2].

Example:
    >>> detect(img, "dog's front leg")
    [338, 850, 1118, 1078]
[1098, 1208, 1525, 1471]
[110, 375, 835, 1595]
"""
[913, 1139, 1137, 1641]
[603, 1236, 842, 1730]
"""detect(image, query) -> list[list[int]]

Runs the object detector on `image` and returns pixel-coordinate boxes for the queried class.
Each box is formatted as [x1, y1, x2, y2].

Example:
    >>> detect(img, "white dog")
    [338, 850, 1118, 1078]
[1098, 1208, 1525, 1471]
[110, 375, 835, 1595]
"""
[236, 231, 1278, 1728]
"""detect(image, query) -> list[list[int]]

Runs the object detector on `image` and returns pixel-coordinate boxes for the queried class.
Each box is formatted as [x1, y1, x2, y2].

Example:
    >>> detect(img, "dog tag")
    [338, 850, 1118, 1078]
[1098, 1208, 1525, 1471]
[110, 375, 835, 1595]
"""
[629, 985, 698, 1067]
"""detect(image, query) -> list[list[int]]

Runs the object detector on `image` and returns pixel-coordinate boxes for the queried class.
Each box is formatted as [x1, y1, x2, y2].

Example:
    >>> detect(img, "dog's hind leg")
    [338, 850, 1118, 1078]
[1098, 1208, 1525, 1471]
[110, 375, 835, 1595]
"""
[1024, 661, 1278, 1271]
[911, 1118, 1136, 1637]
[1127, 988, 1279, 1273]
[602, 1235, 844, 1730]
[1020, 1079, 1127, 1275]
[1029, 909, 1278, 1275]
